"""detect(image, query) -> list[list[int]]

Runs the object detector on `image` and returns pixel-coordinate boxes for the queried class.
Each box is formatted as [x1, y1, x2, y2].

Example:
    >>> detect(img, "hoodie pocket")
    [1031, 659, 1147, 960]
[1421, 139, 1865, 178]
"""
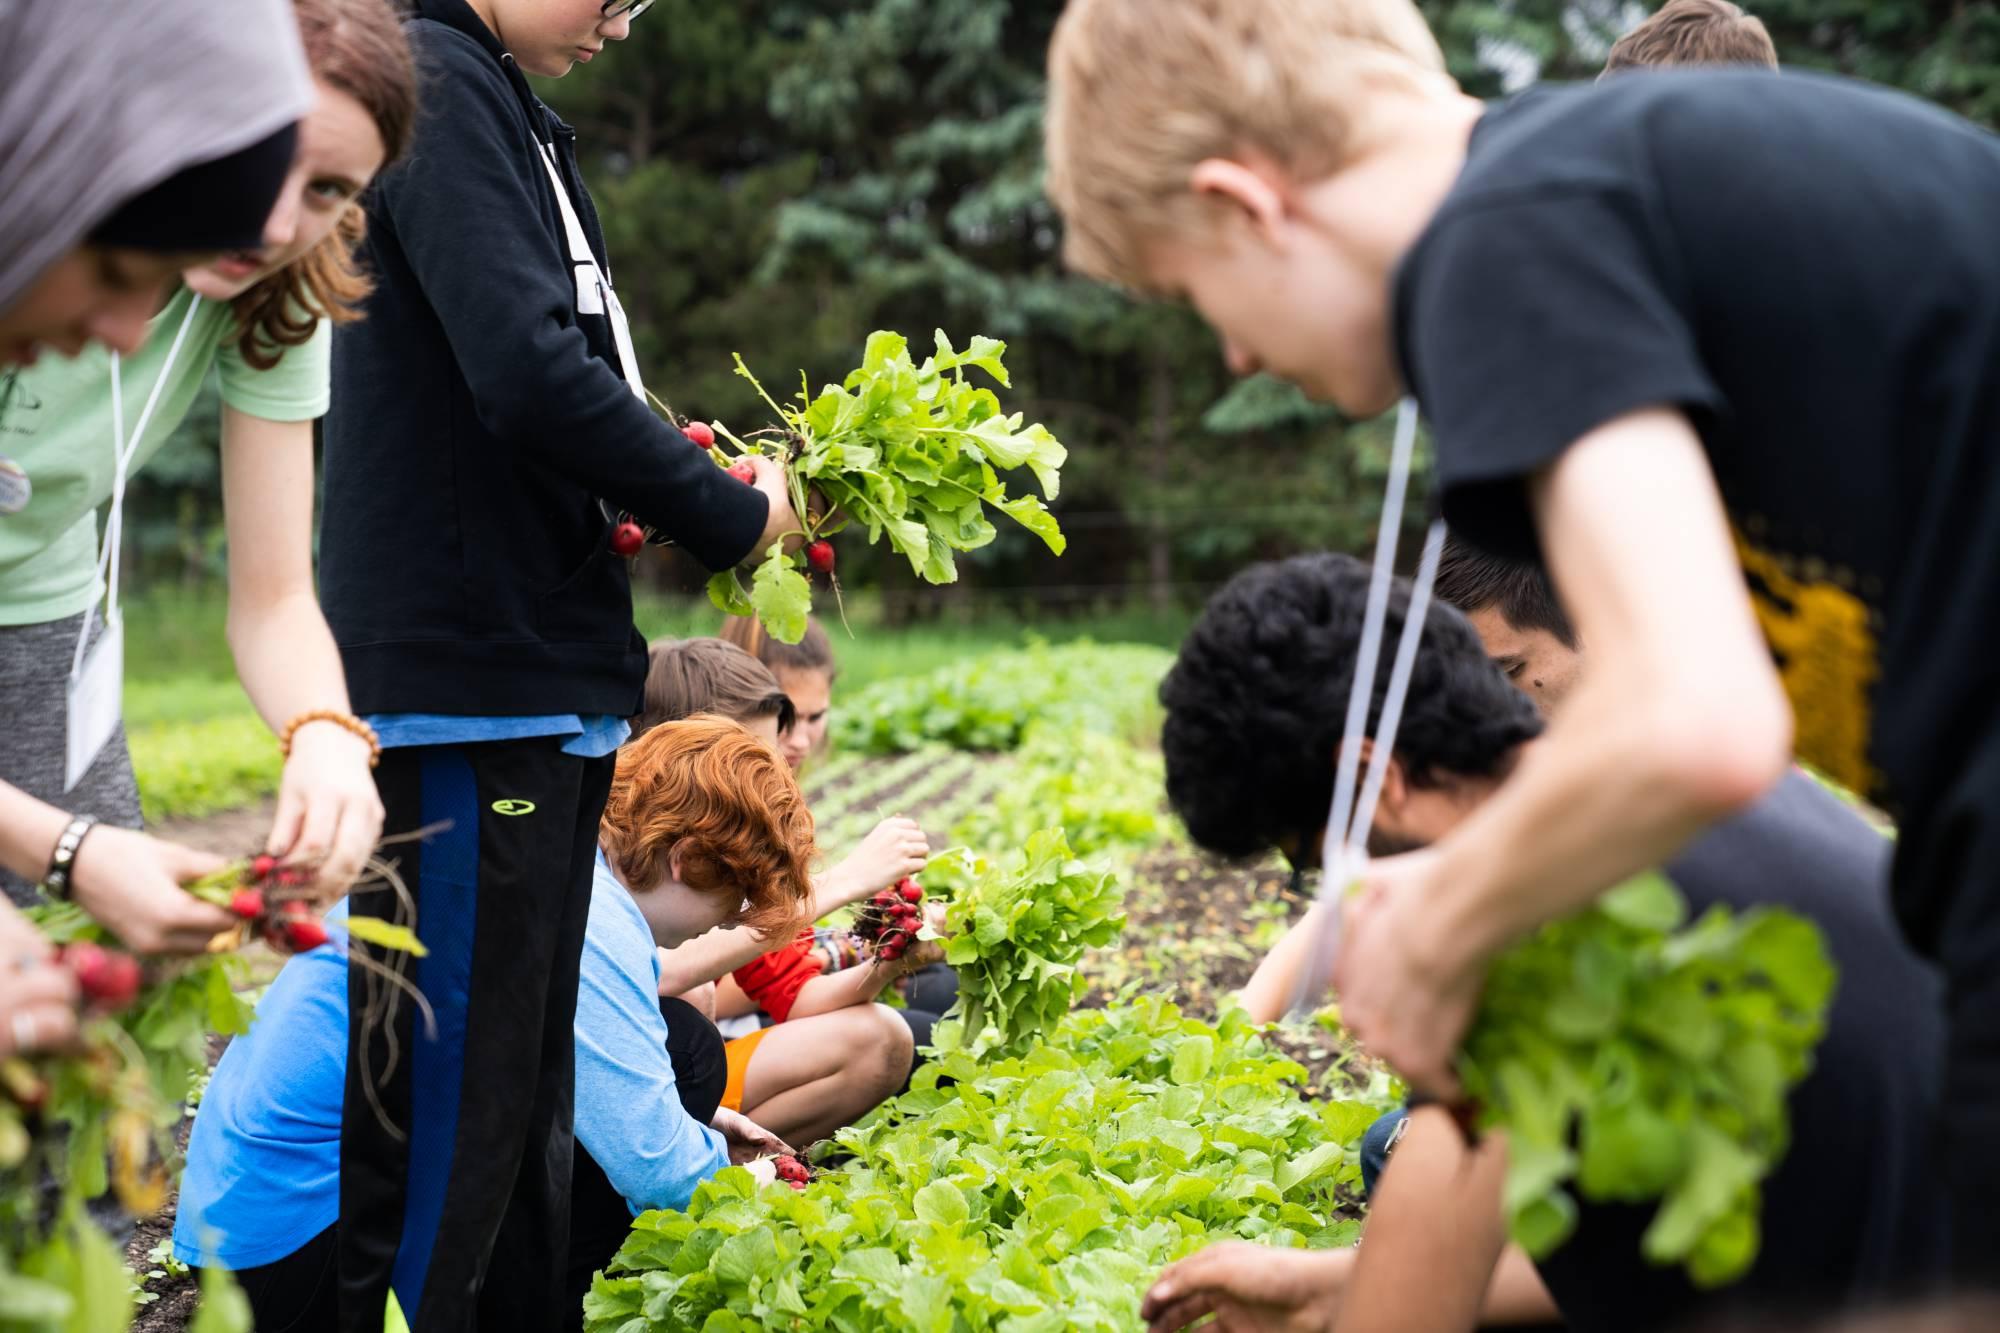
[535, 515, 632, 645]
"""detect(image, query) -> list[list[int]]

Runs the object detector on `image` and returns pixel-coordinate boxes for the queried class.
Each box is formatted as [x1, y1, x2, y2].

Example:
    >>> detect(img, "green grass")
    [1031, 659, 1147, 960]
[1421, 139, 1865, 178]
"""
[128, 714, 281, 824]
[118, 583, 1193, 821]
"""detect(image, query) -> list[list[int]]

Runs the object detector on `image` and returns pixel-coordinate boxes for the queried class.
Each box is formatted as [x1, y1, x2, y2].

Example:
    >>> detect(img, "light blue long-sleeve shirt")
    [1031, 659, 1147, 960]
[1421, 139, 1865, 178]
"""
[572, 852, 728, 1213]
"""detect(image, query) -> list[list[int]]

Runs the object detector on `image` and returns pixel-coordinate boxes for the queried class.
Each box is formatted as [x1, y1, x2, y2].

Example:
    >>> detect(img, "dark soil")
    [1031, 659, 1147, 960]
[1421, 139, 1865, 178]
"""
[129, 1070, 210, 1332]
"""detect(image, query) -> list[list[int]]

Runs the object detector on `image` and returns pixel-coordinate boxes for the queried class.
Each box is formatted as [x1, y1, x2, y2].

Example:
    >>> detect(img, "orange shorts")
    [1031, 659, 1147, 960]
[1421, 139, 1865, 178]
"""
[721, 1028, 769, 1112]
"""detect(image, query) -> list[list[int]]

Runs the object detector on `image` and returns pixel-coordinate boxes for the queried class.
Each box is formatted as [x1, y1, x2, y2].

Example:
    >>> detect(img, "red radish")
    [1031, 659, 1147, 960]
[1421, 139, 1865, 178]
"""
[229, 888, 266, 920]
[251, 854, 278, 879]
[899, 882, 923, 903]
[283, 916, 330, 953]
[727, 460, 756, 484]
[684, 421, 716, 449]
[806, 540, 835, 574]
[64, 943, 141, 1009]
[879, 930, 910, 953]
[60, 941, 103, 976]
[872, 891, 896, 908]
[277, 868, 302, 888]
[610, 521, 645, 557]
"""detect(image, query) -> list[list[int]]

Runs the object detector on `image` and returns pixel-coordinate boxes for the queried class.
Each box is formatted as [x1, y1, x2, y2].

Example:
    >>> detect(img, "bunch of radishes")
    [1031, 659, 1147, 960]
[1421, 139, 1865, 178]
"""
[608, 417, 838, 577]
[771, 1153, 812, 1191]
[188, 854, 332, 954]
[852, 877, 927, 963]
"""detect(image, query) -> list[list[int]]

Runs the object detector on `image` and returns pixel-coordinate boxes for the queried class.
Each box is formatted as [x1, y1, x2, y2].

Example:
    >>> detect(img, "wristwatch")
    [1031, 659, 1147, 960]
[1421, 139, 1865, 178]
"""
[40, 815, 98, 902]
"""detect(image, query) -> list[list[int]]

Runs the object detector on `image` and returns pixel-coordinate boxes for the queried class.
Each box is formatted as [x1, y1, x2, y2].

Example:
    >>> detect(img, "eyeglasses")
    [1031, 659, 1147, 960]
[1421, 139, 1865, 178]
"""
[600, 0, 654, 20]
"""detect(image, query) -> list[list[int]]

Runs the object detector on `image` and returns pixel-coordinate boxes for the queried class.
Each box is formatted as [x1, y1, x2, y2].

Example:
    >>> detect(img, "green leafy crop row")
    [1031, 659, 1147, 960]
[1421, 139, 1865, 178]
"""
[831, 641, 1173, 756]
[585, 997, 1389, 1333]
[951, 726, 1169, 867]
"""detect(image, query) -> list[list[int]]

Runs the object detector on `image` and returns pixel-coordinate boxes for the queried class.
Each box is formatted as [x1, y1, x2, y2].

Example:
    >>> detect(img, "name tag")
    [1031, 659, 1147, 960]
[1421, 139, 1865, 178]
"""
[65, 615, 124, 793]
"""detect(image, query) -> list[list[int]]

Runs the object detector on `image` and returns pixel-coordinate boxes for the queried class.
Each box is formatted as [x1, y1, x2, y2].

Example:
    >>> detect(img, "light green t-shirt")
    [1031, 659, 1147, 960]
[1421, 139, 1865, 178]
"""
[0, 287, 330, 625]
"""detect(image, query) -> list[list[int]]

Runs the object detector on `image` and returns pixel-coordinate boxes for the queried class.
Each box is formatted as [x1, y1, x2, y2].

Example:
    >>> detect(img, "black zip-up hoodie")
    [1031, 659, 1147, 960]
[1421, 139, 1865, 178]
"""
[320, 0, 766, 718]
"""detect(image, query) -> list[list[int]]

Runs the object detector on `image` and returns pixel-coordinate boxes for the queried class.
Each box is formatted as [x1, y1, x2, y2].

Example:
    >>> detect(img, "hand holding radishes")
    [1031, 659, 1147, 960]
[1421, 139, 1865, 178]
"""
[184, 848, 427, 962]
[66, 826, 234, 955]
[697, 330, 1069, 644]
[742, 452, 807, 559]
[267, 719, 385, 897]
[852, 875, 940, 967]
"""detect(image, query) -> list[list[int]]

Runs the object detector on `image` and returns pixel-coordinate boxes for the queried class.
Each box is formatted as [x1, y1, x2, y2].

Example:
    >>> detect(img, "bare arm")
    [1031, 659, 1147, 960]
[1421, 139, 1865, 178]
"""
[1139, 1115, 1552, 1333]
[785, 942, 941, 1020]
[220, 406, 383, 892]
[0, 781, 231, 954]
[783, 959, 898, 1018]
[1236, 901, 1331, 1024]
[1426, 407, 1791, 954]
[1335, 1109, 1513, 1333]
[1336, 409, 1793, 1092]
[1483, 1247, 1561, 1325]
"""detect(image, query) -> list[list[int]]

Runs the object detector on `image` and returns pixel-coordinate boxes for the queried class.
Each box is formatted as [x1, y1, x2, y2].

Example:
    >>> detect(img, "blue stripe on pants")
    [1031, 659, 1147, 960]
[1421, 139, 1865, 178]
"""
[390, 753, 480, 1306]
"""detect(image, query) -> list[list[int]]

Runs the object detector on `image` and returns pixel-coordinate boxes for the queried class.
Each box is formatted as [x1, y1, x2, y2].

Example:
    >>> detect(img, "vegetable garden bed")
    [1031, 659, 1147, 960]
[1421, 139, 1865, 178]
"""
[125, 741, 1377, 1332]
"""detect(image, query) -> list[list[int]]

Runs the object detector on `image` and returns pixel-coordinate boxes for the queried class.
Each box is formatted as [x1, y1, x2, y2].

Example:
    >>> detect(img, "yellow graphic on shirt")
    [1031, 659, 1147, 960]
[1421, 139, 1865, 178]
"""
[1734, 530, 1882, 797]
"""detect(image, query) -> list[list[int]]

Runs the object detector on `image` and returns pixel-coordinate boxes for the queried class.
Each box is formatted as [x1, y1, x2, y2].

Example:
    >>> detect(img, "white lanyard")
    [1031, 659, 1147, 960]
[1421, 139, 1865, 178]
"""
[536, 143, 645, 401]
[61, 296, 201, 791]
[1287, 398, 1449, 1017]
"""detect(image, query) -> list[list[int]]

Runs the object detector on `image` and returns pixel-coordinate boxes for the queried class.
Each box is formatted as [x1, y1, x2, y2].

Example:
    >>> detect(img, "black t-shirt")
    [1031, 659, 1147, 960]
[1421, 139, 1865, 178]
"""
[1532, 770, 1944, 1331]
[1393, 69, 2000, 962]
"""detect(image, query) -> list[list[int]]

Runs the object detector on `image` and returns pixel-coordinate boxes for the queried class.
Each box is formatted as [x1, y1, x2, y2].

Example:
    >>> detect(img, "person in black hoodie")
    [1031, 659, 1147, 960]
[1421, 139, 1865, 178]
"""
[317, 1, 801, 1328]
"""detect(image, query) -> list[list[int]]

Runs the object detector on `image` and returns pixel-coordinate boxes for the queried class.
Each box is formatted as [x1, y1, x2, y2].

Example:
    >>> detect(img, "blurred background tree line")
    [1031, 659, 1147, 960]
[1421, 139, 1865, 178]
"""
[126, 0, 2000, 622]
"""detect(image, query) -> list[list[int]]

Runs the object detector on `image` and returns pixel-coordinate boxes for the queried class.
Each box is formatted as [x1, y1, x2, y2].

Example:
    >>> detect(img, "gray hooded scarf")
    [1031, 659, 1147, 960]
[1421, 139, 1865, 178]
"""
[0, 0, 314, 312]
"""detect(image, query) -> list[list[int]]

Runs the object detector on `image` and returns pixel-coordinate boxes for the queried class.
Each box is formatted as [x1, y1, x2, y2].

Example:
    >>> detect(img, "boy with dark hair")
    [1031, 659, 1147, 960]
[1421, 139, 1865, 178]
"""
[1046, 0, 2000, 1283]
[1604, 0, 1779, 75]
[1433, 535, 1582, 714]
[1145, 554, 1944, 1333]
[318, 1, 802, 1326]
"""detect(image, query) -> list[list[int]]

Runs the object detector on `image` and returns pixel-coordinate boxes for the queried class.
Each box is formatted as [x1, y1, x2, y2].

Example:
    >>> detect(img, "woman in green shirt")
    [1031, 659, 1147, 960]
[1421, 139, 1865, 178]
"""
[0, 0, 418, 953]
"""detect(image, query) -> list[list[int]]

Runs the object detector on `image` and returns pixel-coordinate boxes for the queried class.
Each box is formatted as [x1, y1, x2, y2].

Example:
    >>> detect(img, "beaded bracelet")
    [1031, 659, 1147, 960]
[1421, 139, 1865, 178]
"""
[279, 710, 383, 768]
[40, 815, 98, 902]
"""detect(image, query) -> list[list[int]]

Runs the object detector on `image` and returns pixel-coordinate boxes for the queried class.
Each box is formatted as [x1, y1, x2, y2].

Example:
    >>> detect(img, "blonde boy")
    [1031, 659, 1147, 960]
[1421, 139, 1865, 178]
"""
[1047, 0, 2000, 1291]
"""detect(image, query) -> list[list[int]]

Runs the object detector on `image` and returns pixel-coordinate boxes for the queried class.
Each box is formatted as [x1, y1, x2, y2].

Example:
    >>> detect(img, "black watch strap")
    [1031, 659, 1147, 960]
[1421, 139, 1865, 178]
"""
[41, 815, 98, 902]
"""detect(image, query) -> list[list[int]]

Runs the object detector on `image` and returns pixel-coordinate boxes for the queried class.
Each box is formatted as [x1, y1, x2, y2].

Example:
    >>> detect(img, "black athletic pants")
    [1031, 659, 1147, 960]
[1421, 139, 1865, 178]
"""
[338, 739, 615, 1332]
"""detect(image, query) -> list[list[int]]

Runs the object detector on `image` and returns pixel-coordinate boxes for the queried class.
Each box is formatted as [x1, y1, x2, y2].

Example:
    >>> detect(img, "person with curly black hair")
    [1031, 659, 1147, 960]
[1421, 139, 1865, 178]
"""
[1147, 552, 1945, 1333]
[1160, 551, 1542, 865]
